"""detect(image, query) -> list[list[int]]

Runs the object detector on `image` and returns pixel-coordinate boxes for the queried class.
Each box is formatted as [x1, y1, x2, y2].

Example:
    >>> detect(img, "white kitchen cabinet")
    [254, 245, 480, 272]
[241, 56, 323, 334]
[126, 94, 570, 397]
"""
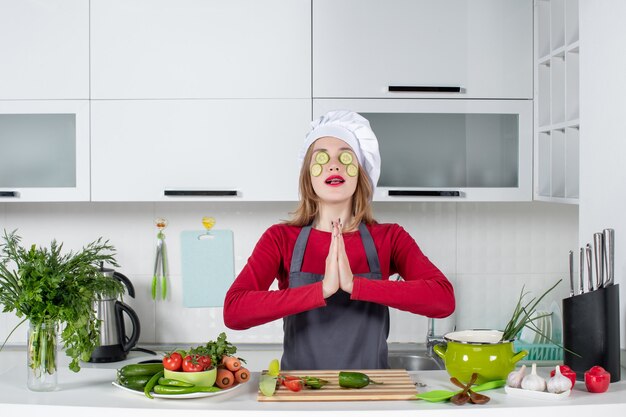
[0, 100, 90, 202]
[314, 99, 533, 202]
[90, 0, 310, 100]
[91, 100, 310, 201]
[313, 0, 533, 99]
[534, 0, 579, 204]
[0, 0, 89, 99]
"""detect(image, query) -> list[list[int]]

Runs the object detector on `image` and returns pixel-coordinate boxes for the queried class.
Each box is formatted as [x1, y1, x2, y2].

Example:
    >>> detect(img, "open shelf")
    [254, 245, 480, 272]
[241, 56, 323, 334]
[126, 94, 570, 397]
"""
[534, 0, 580, 205]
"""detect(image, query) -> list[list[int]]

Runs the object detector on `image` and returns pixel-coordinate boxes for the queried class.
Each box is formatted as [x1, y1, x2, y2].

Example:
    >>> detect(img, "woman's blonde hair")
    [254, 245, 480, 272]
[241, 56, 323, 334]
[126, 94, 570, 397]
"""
[285, 142, 376, 230]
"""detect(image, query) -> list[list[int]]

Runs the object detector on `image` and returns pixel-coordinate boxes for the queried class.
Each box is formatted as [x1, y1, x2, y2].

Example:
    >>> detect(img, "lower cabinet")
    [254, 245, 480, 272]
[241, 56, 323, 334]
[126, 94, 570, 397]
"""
[90, 100, 311, 201]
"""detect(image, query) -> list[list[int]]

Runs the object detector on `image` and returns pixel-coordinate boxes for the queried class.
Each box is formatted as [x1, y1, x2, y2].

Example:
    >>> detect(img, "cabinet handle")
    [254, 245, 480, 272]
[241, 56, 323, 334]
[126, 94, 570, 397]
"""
[388, 190, 461, 197]
[388, 86, 462, 93]
[0, 191, 18, 197]
[164, 190, 238, 197]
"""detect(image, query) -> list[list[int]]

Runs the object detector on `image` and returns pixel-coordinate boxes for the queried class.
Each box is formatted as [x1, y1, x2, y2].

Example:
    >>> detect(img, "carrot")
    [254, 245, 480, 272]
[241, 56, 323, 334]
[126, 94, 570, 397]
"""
[216, 368, 234, 389]
[234, 367, 249, 383]
[221, 355, 241, 372]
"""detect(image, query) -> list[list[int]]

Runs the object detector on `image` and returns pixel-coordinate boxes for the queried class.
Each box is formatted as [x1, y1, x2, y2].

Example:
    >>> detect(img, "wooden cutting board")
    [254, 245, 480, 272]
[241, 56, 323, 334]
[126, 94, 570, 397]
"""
[257, 369, 418, 402]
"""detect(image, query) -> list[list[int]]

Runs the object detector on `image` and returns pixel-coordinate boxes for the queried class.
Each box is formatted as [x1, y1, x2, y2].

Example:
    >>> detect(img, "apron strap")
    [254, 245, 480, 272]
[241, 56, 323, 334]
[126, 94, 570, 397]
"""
[289, 225, 312, 274]
[358, 223, 381, 275]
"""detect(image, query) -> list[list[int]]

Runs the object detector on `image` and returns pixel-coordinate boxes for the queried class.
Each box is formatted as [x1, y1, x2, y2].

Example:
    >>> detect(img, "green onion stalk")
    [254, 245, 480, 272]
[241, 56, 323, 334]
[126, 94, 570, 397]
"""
[27, 320, 58, 379]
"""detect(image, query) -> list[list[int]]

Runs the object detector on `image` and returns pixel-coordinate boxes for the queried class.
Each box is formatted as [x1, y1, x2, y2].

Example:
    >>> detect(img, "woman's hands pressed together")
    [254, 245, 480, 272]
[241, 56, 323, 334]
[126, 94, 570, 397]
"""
[322, 219, 354, 298]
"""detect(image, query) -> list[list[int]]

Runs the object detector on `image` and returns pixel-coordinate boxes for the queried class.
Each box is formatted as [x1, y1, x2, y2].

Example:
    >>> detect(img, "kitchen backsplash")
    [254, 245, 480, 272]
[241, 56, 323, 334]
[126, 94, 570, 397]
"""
[0, 201, 577, 346]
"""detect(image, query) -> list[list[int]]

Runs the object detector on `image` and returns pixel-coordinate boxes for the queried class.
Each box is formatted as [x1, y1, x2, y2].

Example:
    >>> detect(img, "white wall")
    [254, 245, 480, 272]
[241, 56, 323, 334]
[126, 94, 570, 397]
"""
[0, 201, 577, 347]
[580, 0, 626, 348]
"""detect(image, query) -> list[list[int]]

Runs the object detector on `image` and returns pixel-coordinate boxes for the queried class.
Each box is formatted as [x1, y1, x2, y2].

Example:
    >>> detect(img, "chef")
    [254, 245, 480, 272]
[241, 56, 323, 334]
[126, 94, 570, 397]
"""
[223, 110, 455, 370]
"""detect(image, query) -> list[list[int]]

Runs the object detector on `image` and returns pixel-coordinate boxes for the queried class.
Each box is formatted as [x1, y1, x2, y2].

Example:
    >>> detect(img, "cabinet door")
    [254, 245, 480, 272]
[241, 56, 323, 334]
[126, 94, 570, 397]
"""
[91, 100, 311, 201]
[313, 0, 532, 99]
[0, 0, 89, 99]
[91, 0, 311, 99]
[0, 100, 90, 201]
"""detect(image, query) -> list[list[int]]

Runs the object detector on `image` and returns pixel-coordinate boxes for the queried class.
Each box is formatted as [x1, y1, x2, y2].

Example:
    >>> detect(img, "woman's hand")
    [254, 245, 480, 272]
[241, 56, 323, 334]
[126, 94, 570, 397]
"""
[322, 221, 340, 298]
[336, 220, 354, 294]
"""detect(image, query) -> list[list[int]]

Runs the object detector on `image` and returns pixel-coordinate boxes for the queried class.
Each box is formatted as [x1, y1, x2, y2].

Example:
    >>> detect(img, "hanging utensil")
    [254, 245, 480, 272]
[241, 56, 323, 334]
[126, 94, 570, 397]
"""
[151, 218, 168, 300]
[603, 228, 614, 287]
[568, 250, 574, 297]
[579, 247, 585, 295]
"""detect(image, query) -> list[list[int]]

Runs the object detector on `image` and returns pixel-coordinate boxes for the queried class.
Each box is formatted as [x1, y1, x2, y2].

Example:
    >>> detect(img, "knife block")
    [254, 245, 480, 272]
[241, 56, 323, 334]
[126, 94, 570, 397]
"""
[562, 284, 620, 382]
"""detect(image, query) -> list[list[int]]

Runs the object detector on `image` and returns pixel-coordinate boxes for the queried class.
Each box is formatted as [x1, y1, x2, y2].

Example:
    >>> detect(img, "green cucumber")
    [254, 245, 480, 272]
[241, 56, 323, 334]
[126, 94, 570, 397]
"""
[118, 363, 164, 378]
[339, 151, 353, 165]
[117, 375, 152, 391]
[310, 163, 323, 177]
[338, 371, 383, 389]
[346, 164, 358, 177]
[315, 151, 330, 165]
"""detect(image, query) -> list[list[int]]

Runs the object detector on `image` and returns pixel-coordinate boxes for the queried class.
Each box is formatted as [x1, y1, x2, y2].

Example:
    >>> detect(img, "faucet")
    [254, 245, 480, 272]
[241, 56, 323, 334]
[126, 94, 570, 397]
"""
[426, 318, 448, 369]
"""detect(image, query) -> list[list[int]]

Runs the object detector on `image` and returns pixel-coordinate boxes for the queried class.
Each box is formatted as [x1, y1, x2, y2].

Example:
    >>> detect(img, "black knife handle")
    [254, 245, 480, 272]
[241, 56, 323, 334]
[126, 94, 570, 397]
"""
[164, 190, 238, 197]
[388, 86, 462, 93]
[0, 191, 18, 197]
[388, 190, 461, 197]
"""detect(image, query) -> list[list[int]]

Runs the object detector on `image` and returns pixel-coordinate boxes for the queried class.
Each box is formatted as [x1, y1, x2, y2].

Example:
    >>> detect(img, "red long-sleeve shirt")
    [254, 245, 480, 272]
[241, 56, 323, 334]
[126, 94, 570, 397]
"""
[223, 223, 455, 330]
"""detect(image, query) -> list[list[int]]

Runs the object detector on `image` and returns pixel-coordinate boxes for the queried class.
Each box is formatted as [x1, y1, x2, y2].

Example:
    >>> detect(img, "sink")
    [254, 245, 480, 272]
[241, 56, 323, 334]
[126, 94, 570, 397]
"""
[387, 353, 442, 371]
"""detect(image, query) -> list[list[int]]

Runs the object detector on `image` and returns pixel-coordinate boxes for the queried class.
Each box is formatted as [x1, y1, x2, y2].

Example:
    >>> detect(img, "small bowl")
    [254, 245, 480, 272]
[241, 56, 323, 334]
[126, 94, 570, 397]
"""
[164, 367, 217, 387]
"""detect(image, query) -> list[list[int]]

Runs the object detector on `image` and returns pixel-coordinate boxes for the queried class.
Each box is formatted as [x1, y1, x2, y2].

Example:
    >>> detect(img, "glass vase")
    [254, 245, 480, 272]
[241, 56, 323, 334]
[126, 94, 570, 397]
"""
[27, 320, 58, 391]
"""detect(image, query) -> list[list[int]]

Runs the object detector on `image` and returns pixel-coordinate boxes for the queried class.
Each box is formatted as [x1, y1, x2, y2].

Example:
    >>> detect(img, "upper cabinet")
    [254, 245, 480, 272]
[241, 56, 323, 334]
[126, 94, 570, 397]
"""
[0, 100, 90, 202]
[313, 0, 533, 99]
[534, 0, 580, 204]
[90, 0, 311, 99]
[91, 99, 310, 202]
[0, 0, 89, 99]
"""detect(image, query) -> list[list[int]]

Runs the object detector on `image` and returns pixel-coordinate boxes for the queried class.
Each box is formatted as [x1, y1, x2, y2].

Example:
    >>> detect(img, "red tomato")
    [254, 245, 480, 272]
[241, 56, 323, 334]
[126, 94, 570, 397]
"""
[182, 355, 205, 372]
[197, 355, 212, 370]
[283, 378, 303, 392]
[550, 365, 577, 388]
[584, 366, 610, 393]
[162, 352, 182, 371]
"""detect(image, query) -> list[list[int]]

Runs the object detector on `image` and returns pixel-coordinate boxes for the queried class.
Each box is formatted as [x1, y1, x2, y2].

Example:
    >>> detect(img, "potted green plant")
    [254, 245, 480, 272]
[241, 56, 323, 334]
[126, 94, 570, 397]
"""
[0, 230, 124, 391]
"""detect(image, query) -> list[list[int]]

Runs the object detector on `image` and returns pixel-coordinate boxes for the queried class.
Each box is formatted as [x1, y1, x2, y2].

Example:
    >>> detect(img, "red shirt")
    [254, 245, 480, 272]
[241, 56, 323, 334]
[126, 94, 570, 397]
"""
[223, 223, 455, 330]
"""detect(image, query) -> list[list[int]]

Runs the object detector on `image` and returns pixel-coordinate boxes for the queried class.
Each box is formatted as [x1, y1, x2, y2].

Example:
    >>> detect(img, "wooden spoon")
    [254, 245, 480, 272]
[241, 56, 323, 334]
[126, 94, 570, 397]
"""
[449, 373, 478, 405]
[450, 376, 490, 404]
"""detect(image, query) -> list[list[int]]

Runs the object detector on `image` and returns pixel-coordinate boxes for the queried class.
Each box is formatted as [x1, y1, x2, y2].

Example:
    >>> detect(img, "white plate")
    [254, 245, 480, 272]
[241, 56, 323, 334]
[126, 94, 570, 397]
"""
[505, 385, 571, 400]
[550, 301, 563, 343]
[112, 381, 243, 399]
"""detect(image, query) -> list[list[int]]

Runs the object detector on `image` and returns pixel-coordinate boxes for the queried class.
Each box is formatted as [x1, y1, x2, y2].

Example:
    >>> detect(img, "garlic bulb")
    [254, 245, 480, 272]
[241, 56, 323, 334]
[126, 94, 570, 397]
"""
[547, 365, 573, 393]
[506, 364, 527, 388]
[521, 363, 546, 391]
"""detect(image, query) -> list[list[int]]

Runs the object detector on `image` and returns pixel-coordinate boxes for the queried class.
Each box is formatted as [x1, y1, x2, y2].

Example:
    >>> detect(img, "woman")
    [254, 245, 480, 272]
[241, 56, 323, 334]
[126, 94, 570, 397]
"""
[224, 110, 454, 370]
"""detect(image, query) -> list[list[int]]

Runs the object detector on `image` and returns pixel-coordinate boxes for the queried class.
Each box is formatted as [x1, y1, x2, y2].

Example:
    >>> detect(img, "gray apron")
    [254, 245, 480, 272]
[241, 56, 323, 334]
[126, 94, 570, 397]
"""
[282, 223, 389, 370]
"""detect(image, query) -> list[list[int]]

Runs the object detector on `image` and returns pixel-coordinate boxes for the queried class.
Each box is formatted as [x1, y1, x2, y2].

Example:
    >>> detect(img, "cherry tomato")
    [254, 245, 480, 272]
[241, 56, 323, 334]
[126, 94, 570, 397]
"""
[162, 352, 183, 371]
[283, 378, 303, 392]
[584, 366, 610, 393]
[550, 365, 577, 388]
[197, 355, 212, 370]
[182, 355, 205, 372]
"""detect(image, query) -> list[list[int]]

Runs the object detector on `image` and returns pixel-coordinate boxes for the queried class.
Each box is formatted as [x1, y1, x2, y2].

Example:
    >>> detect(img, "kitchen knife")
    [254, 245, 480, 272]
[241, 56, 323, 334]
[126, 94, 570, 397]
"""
[593, 232, 604, 290]
[603, 228, 615, 287]
[579, 247, 585, 295]
[568, 250, 574, 297]
[586, 244, 593, 292]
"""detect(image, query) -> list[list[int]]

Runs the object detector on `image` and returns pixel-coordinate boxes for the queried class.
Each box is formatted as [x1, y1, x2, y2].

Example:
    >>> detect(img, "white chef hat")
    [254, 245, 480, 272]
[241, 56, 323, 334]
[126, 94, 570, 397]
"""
[299, 110, 381, 188]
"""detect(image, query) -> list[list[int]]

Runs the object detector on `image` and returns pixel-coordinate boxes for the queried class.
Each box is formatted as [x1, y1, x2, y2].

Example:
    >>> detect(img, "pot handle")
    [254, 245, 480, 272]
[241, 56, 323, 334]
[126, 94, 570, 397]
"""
[115, 301, 141, 353]
[433, 344, 447, 360]
[510, 350, 528, 364]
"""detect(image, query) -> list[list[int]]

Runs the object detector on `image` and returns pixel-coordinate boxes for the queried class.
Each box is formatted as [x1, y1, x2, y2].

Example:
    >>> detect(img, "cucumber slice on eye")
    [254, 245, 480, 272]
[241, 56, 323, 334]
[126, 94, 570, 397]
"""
[346, 164, 358, 177]
[310, 163, 323, 177]
[339, 152, 353, 165]
[315, 151, 330, 165]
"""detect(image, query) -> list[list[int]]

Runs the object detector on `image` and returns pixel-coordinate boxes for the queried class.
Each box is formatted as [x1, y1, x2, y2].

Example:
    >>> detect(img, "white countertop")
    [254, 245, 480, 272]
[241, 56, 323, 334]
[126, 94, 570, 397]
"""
[2, 347, 626, 417]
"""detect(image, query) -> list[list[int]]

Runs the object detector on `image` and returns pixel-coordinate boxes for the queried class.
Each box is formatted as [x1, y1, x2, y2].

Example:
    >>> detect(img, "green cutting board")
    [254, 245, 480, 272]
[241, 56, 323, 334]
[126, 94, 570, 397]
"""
[180, 230, 234, 308]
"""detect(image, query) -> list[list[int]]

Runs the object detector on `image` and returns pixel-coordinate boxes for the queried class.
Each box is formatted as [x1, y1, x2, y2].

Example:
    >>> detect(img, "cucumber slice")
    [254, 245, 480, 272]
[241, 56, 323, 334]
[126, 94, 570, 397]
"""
[315, 151, 330, 165]
[339, 151, 353, 165]
[310, 163, 323, 177]
[346, 164, 358, 177]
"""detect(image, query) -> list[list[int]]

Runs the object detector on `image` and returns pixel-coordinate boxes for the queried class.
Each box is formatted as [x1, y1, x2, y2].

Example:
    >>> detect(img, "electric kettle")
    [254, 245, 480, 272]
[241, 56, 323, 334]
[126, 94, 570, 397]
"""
[89, 266, 141, 363]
